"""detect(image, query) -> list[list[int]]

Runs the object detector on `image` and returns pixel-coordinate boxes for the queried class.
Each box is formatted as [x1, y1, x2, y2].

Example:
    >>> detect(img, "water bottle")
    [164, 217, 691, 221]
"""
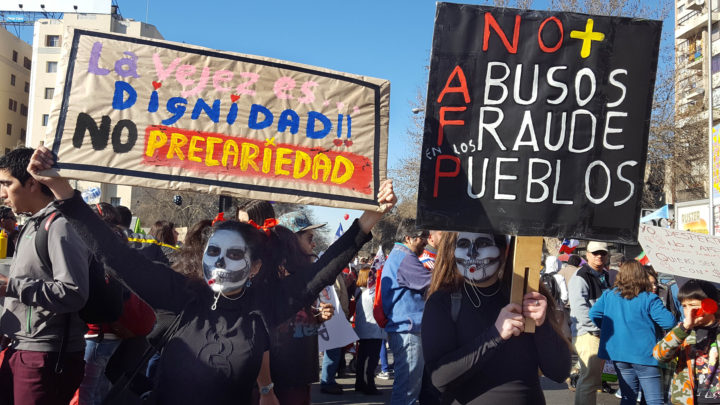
[0, 230, 7, 259]
[81, 187, 101, 203]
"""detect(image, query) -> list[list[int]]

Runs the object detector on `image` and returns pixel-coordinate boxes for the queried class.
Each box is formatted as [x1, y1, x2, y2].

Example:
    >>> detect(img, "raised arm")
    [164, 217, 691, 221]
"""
[28, 146, 192, 312]
[270, 180, 396, 327]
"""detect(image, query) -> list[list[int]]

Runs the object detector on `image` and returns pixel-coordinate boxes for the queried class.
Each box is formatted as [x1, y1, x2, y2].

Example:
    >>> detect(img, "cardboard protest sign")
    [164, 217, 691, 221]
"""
[638, 224, 720, 284]
[417, 3, 662, 243]
[46, 29, 389, 210]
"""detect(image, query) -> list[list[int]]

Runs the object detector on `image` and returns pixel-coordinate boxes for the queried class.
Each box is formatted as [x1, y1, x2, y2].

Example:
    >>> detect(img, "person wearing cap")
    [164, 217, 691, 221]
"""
[380, 218, 431, 405]
[278, 211, 353, 395]
[569, 240, 612, 405]
[0, 206, 18, 257]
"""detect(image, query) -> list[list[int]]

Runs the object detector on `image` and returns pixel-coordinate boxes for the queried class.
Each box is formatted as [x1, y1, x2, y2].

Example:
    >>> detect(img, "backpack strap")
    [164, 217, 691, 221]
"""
[33, 211, 60, 272]
[450, 292, 462, 322]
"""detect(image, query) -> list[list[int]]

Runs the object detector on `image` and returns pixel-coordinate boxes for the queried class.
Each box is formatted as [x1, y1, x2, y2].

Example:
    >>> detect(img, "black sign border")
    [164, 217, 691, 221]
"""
[51, 29, 383, 206]
[416, 2, 662, 243]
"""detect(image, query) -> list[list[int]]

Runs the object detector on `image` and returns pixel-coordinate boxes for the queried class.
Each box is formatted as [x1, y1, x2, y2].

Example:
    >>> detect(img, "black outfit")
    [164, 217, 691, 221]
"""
[55, 191, 371, 404]
[355, 338, 382, 393]
[421, 282, 571, 405]
[268, 305, 321, 390]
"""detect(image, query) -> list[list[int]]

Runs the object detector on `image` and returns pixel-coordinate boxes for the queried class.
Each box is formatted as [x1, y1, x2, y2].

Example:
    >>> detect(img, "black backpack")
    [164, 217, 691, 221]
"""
[33, 211, 125, 324]
[541, 272, 562, 304]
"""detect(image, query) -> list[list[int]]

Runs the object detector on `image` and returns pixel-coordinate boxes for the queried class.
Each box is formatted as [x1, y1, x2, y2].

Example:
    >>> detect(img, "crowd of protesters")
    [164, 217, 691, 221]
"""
[0, 144, 713, 405]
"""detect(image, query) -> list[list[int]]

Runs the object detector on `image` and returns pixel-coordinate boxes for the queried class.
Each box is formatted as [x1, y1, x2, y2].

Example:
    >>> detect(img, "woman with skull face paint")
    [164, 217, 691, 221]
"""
[421, 232, 571, 404]
[26, 146, 397, 405]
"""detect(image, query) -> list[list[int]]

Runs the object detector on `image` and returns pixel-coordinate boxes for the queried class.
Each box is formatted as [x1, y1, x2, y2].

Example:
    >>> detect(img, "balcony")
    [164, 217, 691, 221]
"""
[679, 86, 706, 106]
[679, 51, 705, 69]
[676, 9, 720, 40]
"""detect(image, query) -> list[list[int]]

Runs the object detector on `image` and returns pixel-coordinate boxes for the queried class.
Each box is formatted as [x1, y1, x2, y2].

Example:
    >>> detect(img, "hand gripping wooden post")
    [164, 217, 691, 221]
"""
[510, 236, 544, 333]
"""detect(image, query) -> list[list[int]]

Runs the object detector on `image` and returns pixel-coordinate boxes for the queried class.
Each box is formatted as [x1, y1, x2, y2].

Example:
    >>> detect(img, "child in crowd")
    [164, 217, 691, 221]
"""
[654, 279, 720, 404]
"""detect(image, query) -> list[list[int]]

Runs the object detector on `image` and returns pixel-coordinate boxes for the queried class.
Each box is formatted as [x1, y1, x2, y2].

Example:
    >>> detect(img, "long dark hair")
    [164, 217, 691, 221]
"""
[428, 232, 511, 297]
[264, 225, 313, 280]
[428, 232, 568, 344]
[172, 219, 212, 280]
[149, 220, 177, 245]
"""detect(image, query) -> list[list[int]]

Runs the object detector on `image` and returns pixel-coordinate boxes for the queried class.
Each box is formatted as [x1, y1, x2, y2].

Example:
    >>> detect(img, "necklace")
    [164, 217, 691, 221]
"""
[462, 281, 501, 309]
[210, 288, 246, 311]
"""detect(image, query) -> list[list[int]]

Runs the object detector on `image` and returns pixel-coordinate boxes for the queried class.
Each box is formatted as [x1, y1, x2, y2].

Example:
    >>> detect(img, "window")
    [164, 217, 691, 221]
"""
[46, 61, 57, 73]
[20, 128, 25, 142]
[12, 50, 17, 62]
[6, 124, 11, 136]
[44, 88, 54, 99]
[10, 74, 15, 86]
[8, 99, 17, 112]
[23, 57, 31, 70]
[24, 82, 29, 93]
[20, 104, 27, 117]
[42, 114, 49, 126]
[45, 35, 60, 47]
[110, 197, 121, 206]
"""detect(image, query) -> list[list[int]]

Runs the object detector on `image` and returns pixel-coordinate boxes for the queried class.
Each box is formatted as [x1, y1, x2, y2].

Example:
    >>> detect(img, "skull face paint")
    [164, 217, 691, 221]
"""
[455, 232, 501, 282]
[203, 230, 252, 294]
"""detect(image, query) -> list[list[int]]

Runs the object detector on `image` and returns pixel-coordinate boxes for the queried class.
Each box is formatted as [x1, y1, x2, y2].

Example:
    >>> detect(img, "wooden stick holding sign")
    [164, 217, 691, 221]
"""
[510, 236, 544, 333]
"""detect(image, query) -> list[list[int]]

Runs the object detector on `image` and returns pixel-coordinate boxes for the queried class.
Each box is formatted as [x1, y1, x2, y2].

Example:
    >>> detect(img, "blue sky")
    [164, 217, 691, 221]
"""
[14, 0, 675, 238]
[114, 0, 446, 235]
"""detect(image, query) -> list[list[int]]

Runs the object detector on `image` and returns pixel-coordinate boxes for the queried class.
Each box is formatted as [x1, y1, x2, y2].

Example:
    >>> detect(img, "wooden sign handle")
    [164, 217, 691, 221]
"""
[510, 236, 544, 333]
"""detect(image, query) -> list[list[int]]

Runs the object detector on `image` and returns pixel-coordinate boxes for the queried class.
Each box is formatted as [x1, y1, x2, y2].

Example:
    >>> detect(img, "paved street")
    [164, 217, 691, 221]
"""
[312, 375, 621, 404]
[310, 353, 621, 404]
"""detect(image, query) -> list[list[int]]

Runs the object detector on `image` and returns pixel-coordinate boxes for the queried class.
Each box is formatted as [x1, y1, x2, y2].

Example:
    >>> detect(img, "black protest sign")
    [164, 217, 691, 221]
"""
[417, 3, 662, 243]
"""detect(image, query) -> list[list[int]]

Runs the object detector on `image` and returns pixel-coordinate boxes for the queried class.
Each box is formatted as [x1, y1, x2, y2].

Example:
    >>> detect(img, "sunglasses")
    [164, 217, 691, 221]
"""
[590, 251, 608, 256]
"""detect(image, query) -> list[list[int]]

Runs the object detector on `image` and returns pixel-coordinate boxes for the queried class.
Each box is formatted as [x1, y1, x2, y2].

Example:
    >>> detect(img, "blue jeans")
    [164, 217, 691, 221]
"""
[614, 361, 664, 405]
[388, 331, 424, 405]
[380, 340, 389, 372]
[79, 338, 122, 405]
[320, 347, 342, 386]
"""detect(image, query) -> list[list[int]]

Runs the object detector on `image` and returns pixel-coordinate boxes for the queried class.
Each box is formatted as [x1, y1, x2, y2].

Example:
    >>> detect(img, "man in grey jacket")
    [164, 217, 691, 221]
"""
[0, 147, 90, 404]
[569, 241, 611, 405]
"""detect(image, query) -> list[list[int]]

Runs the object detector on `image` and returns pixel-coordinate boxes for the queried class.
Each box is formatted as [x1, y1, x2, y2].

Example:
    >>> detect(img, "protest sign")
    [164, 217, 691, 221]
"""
[46, 28, 389, 210]
[317, 285, 357, 351]
[417, 3, 662, 243]
[638, 224, 720, 284]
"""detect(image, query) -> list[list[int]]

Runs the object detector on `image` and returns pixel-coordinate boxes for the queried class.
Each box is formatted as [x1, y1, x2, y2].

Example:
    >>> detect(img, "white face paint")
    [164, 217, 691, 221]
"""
[455, 232, 501, 282]
[202, 229, 252, 294]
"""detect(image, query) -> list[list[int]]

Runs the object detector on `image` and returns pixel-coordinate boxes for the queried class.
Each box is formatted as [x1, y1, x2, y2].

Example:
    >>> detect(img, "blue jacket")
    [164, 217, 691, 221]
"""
[380, 243, 428, 333]
[589, 289, 676, 366]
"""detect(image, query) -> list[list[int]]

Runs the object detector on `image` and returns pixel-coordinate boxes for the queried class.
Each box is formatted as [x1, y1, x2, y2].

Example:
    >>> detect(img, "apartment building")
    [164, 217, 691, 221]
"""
[0, 26, 32, 156]
[26, 10, 162, 207]
[674, 0, 719, 202]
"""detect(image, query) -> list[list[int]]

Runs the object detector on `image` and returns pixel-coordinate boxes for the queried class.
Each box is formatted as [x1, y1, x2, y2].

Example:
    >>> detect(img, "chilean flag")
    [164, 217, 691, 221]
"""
[559, 239, 579, 254]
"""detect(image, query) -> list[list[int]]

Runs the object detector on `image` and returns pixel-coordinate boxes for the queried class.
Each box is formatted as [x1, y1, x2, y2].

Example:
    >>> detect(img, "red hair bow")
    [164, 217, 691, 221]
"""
[212, 212, 225, 226]
[248, 218, 278, 235]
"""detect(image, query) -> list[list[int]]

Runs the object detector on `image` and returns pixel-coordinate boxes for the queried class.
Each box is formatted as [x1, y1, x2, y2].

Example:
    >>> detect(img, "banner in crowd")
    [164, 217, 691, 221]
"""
[317, 285, 358, 351]
[46, 29, 390, 210]
[417, 3, 662, 243]
[638, 224, 720, 284]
